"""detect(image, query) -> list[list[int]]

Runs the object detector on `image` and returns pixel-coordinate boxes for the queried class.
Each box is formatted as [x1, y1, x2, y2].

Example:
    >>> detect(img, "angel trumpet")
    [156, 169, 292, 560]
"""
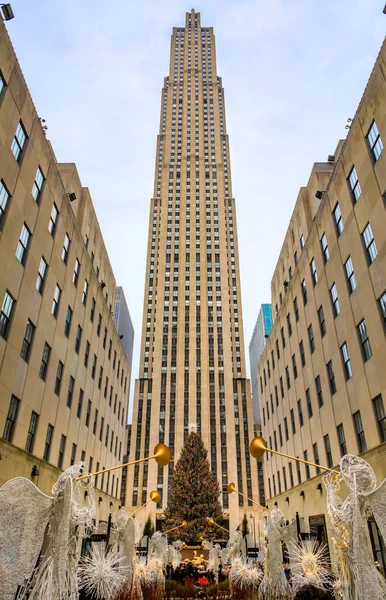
[76, 443, 171, 481]
[131, 490, 161, 517]
[206, 517, 229, 534]
[164, 520, 188, 535]
[227, 482, 270, 513]
[250, 436, 339, 474]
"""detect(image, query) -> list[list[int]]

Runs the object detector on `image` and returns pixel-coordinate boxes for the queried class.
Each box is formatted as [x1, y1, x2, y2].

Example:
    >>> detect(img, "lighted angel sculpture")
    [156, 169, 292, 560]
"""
[0, 462, 95, 600]
[323, 454, 386, 600]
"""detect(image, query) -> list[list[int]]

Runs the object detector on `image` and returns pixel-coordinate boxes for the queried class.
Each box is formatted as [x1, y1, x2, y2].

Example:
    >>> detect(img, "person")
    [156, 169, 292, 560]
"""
[165, 561, 174, 580]
[294, 585, 331, 599]
[218, 562, 223, 583]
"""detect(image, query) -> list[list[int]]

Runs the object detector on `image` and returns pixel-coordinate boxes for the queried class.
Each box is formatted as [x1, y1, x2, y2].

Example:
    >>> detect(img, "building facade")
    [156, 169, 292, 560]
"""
[0, 19, 132, 522]
[249, 304, 272, 426]
[256, 38, 386, 567]
[126, 10, 258, 531]
[114, 286, 135, 369]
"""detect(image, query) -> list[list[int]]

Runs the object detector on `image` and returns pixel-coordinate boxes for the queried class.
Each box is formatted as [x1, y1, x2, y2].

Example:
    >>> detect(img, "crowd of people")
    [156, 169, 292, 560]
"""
[164, 560, 228, 585]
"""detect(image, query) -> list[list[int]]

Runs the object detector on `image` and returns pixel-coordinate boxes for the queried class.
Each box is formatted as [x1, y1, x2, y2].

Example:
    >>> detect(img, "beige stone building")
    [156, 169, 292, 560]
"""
[0, 18, 132, 522]
[126, 10, 259, 532]
[256, 38, 386, 568]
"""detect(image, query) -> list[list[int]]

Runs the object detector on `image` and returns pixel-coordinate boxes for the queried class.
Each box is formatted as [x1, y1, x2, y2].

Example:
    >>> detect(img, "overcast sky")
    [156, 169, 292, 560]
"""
[6, 1, 385, 417]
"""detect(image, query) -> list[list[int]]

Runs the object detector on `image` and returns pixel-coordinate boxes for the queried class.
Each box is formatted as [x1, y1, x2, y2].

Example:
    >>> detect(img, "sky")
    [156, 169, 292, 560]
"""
[5, 0, 385, 418]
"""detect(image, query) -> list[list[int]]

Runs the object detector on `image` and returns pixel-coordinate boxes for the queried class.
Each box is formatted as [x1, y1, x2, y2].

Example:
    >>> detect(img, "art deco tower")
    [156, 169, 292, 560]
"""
[126, 10, 258, 530]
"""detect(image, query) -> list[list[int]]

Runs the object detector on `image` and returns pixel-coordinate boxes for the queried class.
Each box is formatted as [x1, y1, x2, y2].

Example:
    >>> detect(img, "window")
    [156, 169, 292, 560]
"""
[55, 360, 64, 395]
[318, 306, 326, 337]
[290, 408, 296, 434]
[357, 318, 372, 362]
[64, 306, 73, 337]
[36, 257, 48, 294]
[315, 375, 323, 407]
[304, 450, 310, 480]
[93, 409, 98, 435]
[292, 354, 298, 379]
[75, 325, 82, 354]
[16, 223, 31, 265]
[333, 203, 344, 236]
[379, 290, 386, 329]
[308, 324, 315, 353]
[324, 434, 333, 468]
[0, 70, 5, 97]
[58, 434, 66, 469]
[70, 443, 77, 466]
[310, 258, 318, 285]
[86, 399, 91, 427]
[344, 256, 357, 293]
[77, 389, 84, 419]
[73, 259, 80, 286]
[51, 284, 61, 318]
[286, 313, 292, 336]
[297, 399, 303, 427]
[25, 410, 39, 454]
[84, 340, 90, 368]
[3, 395, 20, 442]
[306, 388, 312, 418]
[320, 233, 330, 263]
[284, 417, 289, 441]
[32, 167, 44, 202]
[90, 298, 96, 322]
[276, 339, 280, 360]
[91, 354, 97, 379]
[97, 314, 102, 336]
[62, 233, 70, 264]
[296, 458, 302, 484]
[340, 342, 353, 380]
[11, 121, 27, 162]
[82, 280, 88, 305]
[348, 166, 361, 203]
[301, 279, 308, 305]
[20, 320, 35, 362]
[285, 366, 290, 389]
[362, 222, 378, 264]
[0, 290, 15, 339]
[39, 342, 51, 380]
[300, 234, 305, 249]
[289, 462, 294, 487]
[373, 395, 386, 443]
[337, 424, 347, 457]
[281, 327, 285, 349]
[0, 179, 10, 226]
[330, 283, 340, 317]
[67, 375, 74, 408]
[103, 327, 107, 349]
[98, 366, 103, 389]
[43, 424, 54, 461]
[48, 204, 59, 236]
[299, 340, 306, 367]
[366, 120, 383, 161]
[293, 297, 299, 322]
[353, 410, 367, 453]
[313, 443, 320, 475]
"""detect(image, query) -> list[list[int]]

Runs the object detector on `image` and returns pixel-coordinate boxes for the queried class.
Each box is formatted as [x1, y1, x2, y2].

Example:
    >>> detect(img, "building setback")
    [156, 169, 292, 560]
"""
[256, 38, 386, 568]
[0, 18, 133, 522]
[125, 10, 259, 530]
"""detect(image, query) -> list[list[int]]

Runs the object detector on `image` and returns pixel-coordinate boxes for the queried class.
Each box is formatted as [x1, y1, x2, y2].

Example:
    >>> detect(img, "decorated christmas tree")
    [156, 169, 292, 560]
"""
[143, 514, 155, 538]
[163, 428, 224, 543]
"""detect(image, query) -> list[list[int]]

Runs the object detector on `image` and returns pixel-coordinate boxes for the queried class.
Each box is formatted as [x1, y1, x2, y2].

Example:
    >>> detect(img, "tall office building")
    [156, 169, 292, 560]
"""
[0, 18, 132, 522]
[114, 286, 135, 370]
[256, 39, 386, 565]
[126, 10, 258, 530]
[249, 304, 272, 426]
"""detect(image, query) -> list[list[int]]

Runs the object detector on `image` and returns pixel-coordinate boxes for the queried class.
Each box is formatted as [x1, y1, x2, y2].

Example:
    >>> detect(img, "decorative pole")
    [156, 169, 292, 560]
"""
[163, 520, 188, 535]
[250, 437, 339, 474]
[227, 482, 270, 513]
[131, 490, 161, 517]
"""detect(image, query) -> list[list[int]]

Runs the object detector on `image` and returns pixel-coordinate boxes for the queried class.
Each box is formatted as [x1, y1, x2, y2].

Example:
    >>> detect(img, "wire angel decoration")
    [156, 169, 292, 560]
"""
[323, 454, 386, 600]
[258, 509, 294, 600]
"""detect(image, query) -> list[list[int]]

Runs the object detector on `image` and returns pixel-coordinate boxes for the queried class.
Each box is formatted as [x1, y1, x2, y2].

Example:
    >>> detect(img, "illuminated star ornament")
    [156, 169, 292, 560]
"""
[287, 539, 331, 593]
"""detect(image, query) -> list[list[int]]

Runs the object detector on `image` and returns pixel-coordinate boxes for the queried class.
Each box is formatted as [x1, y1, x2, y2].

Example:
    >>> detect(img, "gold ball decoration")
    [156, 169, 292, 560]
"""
[250, 436, 268, 460]
[154, 443, 171, 467]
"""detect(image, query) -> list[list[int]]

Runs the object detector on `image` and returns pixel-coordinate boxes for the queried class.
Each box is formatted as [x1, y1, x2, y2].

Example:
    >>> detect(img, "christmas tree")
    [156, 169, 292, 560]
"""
[241, 512, 249, 538]
[143, 514, 155, 538]
[163, 428, 224, 543]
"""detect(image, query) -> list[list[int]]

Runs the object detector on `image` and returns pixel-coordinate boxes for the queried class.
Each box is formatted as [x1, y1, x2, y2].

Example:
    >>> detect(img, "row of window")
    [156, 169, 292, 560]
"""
[266, 395, 386, 498]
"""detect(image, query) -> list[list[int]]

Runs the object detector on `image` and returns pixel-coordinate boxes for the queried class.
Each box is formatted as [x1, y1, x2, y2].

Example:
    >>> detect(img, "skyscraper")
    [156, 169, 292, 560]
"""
[126, 10, 258, 530]
[249, 304, 273, 426]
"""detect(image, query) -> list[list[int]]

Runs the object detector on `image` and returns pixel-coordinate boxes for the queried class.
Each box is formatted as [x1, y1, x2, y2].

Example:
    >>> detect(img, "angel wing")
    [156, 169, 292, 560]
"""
[281, 516, 309, 545]
[121, 516, 136, 587]
[365, 477, 386, 545]
[0, 477, 53, 600]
